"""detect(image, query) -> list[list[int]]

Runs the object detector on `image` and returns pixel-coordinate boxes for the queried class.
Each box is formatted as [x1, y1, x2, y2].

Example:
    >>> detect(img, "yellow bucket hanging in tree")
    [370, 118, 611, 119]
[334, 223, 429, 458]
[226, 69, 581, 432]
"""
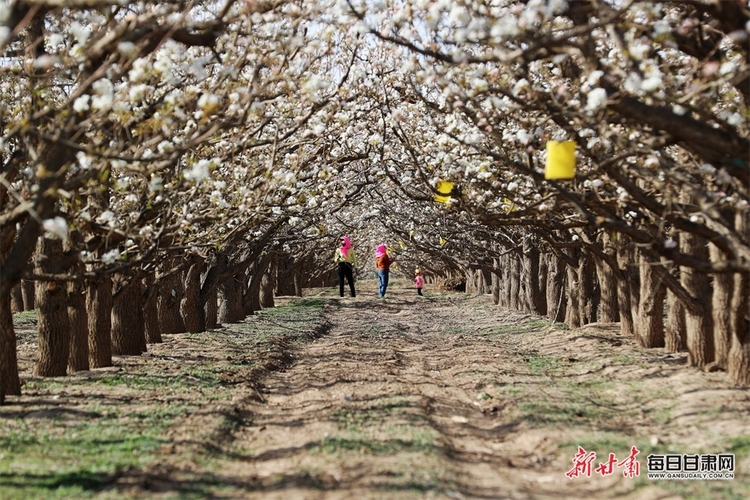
[434, 181, 453, 203]
[545, 140, 576, 180]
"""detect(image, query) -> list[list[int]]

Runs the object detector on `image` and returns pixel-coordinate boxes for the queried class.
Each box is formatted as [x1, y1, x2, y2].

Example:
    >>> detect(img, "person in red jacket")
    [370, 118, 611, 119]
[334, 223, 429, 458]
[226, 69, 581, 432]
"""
[414, 269, 425, 296]
[375, 244, 395, 298]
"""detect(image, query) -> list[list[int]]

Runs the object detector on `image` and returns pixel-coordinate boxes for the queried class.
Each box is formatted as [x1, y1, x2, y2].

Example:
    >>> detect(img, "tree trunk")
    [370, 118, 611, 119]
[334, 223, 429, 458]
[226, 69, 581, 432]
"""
[143, 274, 162, 344]
[665, 286, 686, 352]
[617, 241, 637, 337]
[633, 249, 666, 348]
[509, 254, 522, 311]
[498, 253, 510, 308]
[67, 280, 89, 372]
[204, 285, 219, 329]
[546, 252, 565, 322]
[111, 276, 147, 355]
[595, 232, 619, 322]
[0, 285, 22, 402]
[219, 273, 246, 323]
[259, 268, 275, 309]
[34, 238, 71, 377]
[157, 264, 186, 334]
[181, 258, 206, 333]
[564, 248, 582, 328]
[728, 212, 750, 386]
[524, 236, 546, 315]
[680, 232, 714, 368]
[22, 279, 35, 310]
[579, 250, 598, 325]
[709, 243, 732, 370]
[537, 252, 548, 315]
[491, 258, 500, 306]
[10, 283, 23, 313]
[87, 277, 113, 368]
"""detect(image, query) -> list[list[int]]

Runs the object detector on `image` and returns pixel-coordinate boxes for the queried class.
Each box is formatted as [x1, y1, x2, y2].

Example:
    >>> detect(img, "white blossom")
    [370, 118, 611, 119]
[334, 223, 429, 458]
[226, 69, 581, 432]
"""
[101, 249, 121, 264]
[585, 88, 608, 111]
[42, 217, 68, 240]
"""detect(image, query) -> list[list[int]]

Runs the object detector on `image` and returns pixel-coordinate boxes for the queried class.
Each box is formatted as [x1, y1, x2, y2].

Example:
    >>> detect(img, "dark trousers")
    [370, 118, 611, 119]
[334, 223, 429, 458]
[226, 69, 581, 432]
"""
[338, 263, 356, 297]
[417, 287, 423, 296]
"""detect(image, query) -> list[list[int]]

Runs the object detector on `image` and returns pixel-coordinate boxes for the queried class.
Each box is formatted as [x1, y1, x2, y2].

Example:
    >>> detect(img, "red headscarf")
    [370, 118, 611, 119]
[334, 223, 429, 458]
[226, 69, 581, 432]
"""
[339, 235, 352, 258]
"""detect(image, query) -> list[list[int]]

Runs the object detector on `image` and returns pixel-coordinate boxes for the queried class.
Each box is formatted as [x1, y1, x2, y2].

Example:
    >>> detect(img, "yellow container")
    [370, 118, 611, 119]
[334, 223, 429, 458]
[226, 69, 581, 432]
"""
[545, 141, 576, 180]
[434, 180, 453, 203]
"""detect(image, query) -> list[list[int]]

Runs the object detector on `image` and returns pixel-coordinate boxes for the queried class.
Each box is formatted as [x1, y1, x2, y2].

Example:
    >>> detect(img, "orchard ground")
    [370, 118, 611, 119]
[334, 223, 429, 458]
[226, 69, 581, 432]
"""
[2, 278, 749, 500]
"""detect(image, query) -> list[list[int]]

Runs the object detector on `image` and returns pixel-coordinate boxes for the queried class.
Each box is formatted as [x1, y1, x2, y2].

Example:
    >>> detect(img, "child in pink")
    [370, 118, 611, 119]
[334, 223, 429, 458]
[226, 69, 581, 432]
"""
[414, 269, 425, 296]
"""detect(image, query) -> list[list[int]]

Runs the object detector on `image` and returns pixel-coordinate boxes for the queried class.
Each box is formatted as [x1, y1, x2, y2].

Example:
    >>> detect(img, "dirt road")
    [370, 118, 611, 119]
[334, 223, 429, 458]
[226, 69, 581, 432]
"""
[5, 279, 748, 499]
[211, 279, 749, 500]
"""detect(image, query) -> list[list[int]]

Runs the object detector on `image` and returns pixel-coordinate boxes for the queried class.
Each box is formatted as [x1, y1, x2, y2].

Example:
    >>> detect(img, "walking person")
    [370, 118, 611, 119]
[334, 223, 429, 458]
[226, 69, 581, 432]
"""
[375, 244, 395, 298]
[334, 235, 357, 297]
[414, 269, 425, 296]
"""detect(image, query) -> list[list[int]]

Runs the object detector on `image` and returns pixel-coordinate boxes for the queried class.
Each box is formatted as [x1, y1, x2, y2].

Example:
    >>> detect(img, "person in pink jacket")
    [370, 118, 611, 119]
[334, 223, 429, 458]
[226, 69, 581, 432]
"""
[414, 269, 425, 296]
[375, 244, 395, 298]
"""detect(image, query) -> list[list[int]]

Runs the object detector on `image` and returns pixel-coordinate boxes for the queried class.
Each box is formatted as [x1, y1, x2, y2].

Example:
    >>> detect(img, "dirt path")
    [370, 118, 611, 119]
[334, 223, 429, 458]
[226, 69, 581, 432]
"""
[5, 279, 749, 499]
[209, 279, 749, 500]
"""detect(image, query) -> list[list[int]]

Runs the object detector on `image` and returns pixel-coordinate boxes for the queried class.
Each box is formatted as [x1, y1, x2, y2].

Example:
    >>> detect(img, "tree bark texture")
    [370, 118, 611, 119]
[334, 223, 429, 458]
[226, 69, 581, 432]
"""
[87, 277, 113, 368]
[710, 243, 733, 370]
[204, 285, 219, 329]
[595, 232, 619, 322]
[219, 273, 246, 323]
[728, 212, 750, 386]
[564, 248, 583, 328]
[34, 238, 71, 377]
[10, 283, 22, 313]
[181, 258, 206, 333]
[111, 276, 147, 355]
[665, 286, 687, 353]
[67, 280, 89, 372]
[22, 279, 35, 311]
[634, 249, 666, 348]
[617, 241, 637, 338]
[143, 274, 162, 344]
[545, 252, 565, 322]
[523, 236, 546, 315]
[157, 266, 186, 335]
[680, 232, 714, 368]
[0, 285, 22, 402]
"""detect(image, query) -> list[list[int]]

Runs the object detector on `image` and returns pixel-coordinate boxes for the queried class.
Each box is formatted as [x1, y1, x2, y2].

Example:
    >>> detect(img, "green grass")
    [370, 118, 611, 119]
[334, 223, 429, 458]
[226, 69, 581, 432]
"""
[0, 414, 168, 499]
[312, 431, 439, 456]
[12, 310, 38, 325]
[0, 295, 331, 499]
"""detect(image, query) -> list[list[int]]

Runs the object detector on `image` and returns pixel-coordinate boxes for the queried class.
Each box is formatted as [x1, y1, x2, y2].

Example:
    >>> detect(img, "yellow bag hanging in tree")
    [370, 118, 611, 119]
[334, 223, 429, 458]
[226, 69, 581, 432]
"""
[545, 140, 576, 180]
[434, 181, 453, 203]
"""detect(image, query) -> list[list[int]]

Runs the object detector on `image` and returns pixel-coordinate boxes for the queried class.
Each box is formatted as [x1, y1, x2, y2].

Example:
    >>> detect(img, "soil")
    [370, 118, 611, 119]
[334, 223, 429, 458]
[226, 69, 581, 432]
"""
[5, 278, 750, 499]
